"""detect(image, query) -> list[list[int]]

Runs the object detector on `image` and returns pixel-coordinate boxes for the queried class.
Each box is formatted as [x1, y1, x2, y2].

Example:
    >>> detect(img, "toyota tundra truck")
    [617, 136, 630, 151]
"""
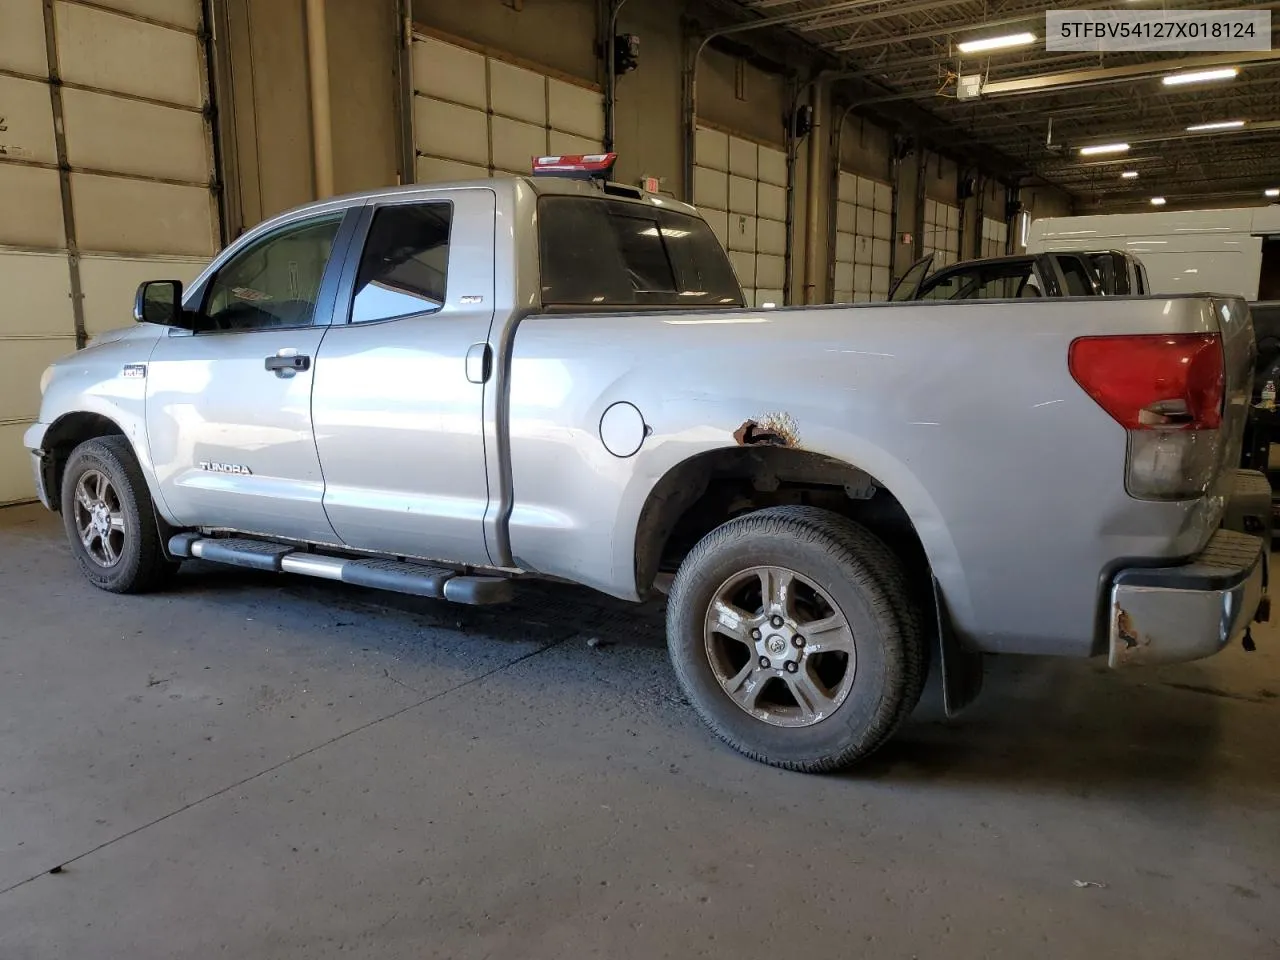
[24, 154, 1271, 772]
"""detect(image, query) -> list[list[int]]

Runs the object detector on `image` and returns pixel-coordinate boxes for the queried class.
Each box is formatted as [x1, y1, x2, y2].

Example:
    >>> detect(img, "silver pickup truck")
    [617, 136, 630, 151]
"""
[25, 159, 1271, 772]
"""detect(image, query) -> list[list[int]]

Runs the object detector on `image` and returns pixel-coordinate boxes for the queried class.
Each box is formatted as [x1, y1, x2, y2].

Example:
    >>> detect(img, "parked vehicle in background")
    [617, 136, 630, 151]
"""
[889, 252, 1101, 301]
[24, 155, 1272, 772]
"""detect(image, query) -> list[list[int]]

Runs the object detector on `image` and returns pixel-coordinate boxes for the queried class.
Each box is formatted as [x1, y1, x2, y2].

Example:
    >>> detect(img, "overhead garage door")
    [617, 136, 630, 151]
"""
[693, 126, 787, 308]
[0, 0, 220, 503]
[981, 216, 1009, 258]
[833, 171, 892, 303]
[410, 32, 605, 183]
[923, 199, 961, 268]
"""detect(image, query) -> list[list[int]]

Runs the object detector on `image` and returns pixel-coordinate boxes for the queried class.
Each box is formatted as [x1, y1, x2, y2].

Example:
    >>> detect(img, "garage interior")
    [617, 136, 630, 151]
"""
[2, 0, 1279, 956]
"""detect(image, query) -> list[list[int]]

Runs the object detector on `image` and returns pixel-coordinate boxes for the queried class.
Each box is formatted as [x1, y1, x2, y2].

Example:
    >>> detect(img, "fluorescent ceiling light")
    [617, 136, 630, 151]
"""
[1121, 171, 1139, 179]
[1267, 188, 1280, 198]
[957, 32, 1036, 54]
[1150, 197, 1167, 206]
[1186, 120, 1246, 131]
[1080, 143, 1130, 156]
[1162, 67, 1239, 86]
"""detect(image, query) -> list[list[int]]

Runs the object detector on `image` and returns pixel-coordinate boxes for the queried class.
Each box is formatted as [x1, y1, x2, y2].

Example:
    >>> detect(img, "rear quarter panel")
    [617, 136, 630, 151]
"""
[505, 295, 1235, 657]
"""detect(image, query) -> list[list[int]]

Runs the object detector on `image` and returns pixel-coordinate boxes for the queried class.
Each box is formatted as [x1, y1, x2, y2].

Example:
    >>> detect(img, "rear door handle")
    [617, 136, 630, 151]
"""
[265, 353, 310, 377]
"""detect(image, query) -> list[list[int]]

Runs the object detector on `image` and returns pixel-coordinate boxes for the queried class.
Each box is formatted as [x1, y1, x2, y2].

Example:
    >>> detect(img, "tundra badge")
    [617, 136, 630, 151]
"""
[198, 461, 252, 475]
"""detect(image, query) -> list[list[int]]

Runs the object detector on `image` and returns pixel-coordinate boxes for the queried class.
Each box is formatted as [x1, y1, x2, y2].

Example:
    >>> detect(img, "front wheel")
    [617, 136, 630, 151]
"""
[60, 436, 177, 593]
[666, 506, 925, 772]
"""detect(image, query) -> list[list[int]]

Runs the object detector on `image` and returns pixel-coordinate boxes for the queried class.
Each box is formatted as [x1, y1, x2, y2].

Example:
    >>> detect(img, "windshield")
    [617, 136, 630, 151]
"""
[538, 196, 745, 309]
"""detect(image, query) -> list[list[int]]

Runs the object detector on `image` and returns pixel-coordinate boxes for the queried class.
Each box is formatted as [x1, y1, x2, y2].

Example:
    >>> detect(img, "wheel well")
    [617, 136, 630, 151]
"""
[634, 447, 931, 599]
[40, 413, 126, 511]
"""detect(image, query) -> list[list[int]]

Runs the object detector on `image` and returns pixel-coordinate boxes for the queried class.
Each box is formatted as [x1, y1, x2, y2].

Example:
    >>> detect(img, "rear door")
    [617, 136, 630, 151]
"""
[311, 188, 496, 566]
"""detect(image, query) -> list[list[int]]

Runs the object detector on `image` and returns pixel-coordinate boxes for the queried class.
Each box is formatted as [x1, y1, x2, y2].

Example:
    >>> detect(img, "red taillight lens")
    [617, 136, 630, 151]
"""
[1069, 333, 1224, 430]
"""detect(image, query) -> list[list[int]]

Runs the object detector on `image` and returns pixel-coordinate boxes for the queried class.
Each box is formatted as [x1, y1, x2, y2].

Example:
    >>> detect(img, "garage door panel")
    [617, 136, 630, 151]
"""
[853, 262, 871, 293]
[756, 254, 785, 289]
[834, 261, 853, 291]
[490, 60, 546, 125]
[696, 127, 728, 171]
[412, 36, 485, 109]
[836, 201, 855, 233]
[0, 422, 37, 504]
[0, 165, 66, 248]
[855, 206, 873, 237]
[757, 218, 785, 256]
[729, 250, 755, 287]
[547, 79, 603, 141]
[416, 155, 488, 184]
[874, 181, 892, 211]
[946, 205, 959, 229]
[693, 167, 727, 209]
[757, 183, 785, 222]
[726, 213, 756, 253]
[755, 288, 782, 308]
[62, 89, 208, 182]
[855, 177, 874, 207]
[834, 288, 853, 304]
[758, 147, 786, 187]
[873, 211, 892, 241]
[838, 172, 856, 204]
[491, 116, 546, 174]
[549, 131, 599, 158]
[728, 176, 756, 215]
[871, 266, 890, 297]
[1, 0, 47, 76]
[96, 0, 202, 31]
[728, 138, 757, 179]
[79, 254, 206, 336]
[702, 208, 729, 249]
[835, 231, 854, 263]
[0, 76, 57, 164]
[872, 239, 891, 267]
[0, 252, 74, 337]
[0, 337, 74, 421]
[72, 173, 215, 256]
[854, 235, 872, 265]
[415, 97, 488, 166]
[55, 2, 201, 107]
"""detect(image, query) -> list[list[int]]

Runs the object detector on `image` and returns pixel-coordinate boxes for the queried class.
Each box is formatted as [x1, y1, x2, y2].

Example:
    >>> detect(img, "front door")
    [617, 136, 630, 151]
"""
[311, 188, 496, 566]
[146, 210, 355, 542]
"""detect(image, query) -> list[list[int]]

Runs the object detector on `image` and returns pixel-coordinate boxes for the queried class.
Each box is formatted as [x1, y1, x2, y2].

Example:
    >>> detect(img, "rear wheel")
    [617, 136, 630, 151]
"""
[666, 506, 925, 772]
[60, 436, 176, 593]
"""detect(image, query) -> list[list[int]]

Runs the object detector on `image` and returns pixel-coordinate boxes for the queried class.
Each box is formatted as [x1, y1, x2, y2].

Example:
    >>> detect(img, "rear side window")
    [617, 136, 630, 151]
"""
[351, 202, 452, 323]
[538, 196, 744, 308]
[1059, 255, 1097, 296]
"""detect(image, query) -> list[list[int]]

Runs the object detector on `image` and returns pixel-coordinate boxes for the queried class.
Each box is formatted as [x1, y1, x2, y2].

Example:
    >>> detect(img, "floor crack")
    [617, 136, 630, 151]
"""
[0, 636, 568, 899]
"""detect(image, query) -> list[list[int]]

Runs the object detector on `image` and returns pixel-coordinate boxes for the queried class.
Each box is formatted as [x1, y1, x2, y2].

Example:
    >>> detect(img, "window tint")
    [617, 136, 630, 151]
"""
[203, 214, 343, 331]
[1059, 256, 1097, 296]
[918, 261, 1039, 300]
[538, 196, 743, 308]
[351, 203, 453, 323]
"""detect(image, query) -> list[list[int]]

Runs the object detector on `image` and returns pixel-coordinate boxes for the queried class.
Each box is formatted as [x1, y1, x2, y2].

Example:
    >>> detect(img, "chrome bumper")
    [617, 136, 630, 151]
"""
[1109, 528, 1267, 668]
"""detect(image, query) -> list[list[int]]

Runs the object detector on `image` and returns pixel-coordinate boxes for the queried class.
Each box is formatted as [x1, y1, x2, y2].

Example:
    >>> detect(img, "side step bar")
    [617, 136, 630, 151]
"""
[169, 534, 513, 605]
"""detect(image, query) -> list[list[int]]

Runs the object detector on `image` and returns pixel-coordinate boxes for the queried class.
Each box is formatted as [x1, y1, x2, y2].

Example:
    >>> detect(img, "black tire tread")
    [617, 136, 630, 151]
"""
[667, 505, 926, 773]
[61, 436, 175, 594]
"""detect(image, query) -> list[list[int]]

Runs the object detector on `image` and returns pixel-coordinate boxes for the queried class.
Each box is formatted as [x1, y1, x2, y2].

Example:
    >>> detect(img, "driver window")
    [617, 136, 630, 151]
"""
[202, 214, 344, 332]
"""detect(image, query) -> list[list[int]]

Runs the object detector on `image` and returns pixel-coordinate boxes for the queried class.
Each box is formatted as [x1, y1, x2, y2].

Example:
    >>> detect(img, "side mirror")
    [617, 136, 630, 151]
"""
[134, 280, 185, 326]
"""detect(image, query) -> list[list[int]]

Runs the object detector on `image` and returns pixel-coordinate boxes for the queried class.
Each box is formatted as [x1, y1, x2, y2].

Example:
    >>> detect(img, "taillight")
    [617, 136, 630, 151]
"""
[1069, 333, 1226, 501]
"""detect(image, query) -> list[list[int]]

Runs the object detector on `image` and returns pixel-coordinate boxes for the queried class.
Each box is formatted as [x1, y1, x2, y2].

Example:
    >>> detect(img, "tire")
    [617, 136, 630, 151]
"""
[60, 436, 177, 593]
[666, 506, 925, 772]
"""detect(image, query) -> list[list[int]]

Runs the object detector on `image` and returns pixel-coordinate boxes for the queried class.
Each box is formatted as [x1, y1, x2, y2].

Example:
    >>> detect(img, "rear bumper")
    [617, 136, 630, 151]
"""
[1109, 528, 1267, 668]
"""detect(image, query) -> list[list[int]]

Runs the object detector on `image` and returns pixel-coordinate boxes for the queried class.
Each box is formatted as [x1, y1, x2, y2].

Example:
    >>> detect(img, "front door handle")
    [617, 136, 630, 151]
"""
[465, 342, 493, 384]
[265, 353, 310, 377]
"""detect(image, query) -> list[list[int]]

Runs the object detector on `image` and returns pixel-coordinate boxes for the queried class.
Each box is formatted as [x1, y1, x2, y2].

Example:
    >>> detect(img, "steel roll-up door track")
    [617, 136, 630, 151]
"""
[693, 125, 787, 309]
[410, 31, 605, 183]
[0, 0, 220, 503]
[833, 171, 893, 304]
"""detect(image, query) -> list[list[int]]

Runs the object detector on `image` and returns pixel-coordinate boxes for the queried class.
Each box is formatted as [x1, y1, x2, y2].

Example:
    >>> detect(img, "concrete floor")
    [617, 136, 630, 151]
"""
[1, 504, 1278, 959]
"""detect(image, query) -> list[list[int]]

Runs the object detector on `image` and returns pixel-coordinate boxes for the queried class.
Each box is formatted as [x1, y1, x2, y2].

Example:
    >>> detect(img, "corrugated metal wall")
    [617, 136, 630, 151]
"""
[0, 0, 219, 503]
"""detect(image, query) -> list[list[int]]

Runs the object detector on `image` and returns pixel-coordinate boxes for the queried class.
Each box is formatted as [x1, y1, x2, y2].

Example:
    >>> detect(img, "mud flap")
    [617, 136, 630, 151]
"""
[934, 577, 983, 717]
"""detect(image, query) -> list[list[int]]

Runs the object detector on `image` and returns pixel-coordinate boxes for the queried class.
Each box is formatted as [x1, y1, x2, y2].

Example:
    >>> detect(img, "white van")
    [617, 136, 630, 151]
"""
[1027, 206, 1280, 301]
